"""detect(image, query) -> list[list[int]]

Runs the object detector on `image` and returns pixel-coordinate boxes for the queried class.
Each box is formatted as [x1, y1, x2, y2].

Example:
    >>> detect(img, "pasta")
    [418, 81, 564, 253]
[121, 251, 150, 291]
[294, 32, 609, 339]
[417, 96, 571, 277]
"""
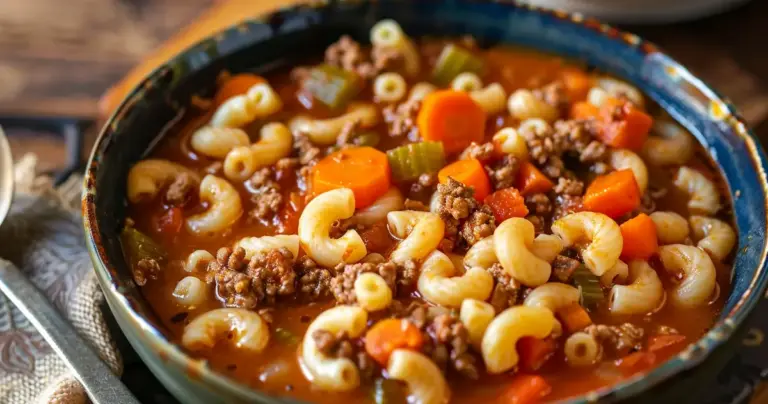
[126, 159, 200, 203]
[289, 104, 380, 146]
[408, 82, 437, 102]
[494, 218, 552, 286]
[674, 166, 720, 215]
[349, 188, 404, 226]
[210, 82, 283, 128]
[491, 127, 529, 161]
[185, 175, 243, 235]
[298, 188, 367, 268]
[608, 260, 664, 315]
[524, 282, 581, 314]
[451, 72, 483, 92]
[552, 212, 623, 276]
[507, 89, 559, 122]
[387, 349, 450, 404]
[223, 122, 293, 181]
[594, 77, 644, 108]
[354, 273, 392, 311]
[173, 276, 208, 307]
[189, 126, 250, 159]
[370, 19, 420, 76]
[650, 211, 690, 244]
[642, 120, 695, 166]
[374, 72, 408, 103]
[470, 83, 508, 116]
[301, 306, 368, 391]
[417, 250, 494, 308]
[609, 149, 648, 193]
[600, 259, 629, 287]
[465, 233, 563, 270]
[481, 306, 556, 373]
[235, 235, 300, 260]
[564, 332, 601, 367]
[460, 299, 495, 350]
[689, 215, 736, 261]
[182, 308, 269, 352]
[387, 210, 445, 263]
[658, 244, 717, 308]
[184, 250, 215, 273]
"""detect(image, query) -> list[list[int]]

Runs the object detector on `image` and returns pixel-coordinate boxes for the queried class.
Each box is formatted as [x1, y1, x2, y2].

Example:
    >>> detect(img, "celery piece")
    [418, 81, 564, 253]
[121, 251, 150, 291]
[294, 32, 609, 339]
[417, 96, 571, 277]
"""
[386, 141, 446, 182]
[305, 64, 361, 109]
[353, 131, 381, 147]
[573, 265, 604, 309]
[432, 44, 484, 86]
[121, 226, 167, 267]
[372, 378, 407, 404]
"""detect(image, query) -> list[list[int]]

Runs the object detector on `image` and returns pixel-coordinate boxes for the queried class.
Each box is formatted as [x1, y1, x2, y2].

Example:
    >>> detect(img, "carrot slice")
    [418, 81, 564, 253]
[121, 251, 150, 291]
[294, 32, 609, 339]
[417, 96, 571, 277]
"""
[517, 337, 556, 372]
[311, 147, 391, 209]
[517, 162, 554, 196]
[582, 169, 640, 218]
[364, 318, 424, 366]
[560, 68, 592, 102]
[615, 352, 657, 376]
[438, 159, 492, 201]
[213, 73, 265, 106]
[620, 213, 659, 260]
[485, 188, 529, 222]
[558, 304, 593, 333]
[499, 374, 552, 404]
[647, 334, 687, 353]
[569, 101, 600, 120]
[418, 90, 486, 154]
[596, 98, 653, 151]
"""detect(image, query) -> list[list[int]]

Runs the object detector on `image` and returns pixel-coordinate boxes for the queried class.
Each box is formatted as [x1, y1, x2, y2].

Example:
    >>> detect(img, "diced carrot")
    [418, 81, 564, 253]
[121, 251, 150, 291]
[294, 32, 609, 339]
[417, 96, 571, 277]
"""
[484, 188, 529, 222]
[364, 318, 424, 366]
[517, 162, 554, 196]
[620, 213, 659, 260]
[499, 374, 552, 404]
[647, 334, 687, 353]
[517, 337, 556, 372]
[558, 304, 593, 333]
[582, 169, 640, 218]
[213, 73, 265, 106]
[153, 207, 183, 235]
[560, 68, 592, 102]
[418, 90, 486, 154]
[569, 101, 600, 120]
[615, 352, 657, 376]
[596, 98, 653, 151]
[438, 159, 492, 201]
[311, 147, 391, 209]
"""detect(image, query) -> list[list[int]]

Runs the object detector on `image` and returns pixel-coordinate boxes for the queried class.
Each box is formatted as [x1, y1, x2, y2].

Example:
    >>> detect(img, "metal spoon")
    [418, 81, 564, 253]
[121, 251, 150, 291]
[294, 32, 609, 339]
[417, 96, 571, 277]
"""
[0, 126, 140, 404]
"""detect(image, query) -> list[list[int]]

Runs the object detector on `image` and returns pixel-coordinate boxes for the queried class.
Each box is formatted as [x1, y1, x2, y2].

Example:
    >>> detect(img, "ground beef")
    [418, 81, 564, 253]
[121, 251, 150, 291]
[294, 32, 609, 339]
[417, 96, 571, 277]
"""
[526, 215, 547, 235]
[591, 161, 611, 175]
[275, 157, 300, 174]
[165, 173, 196, 206]
[312, 329, 377, 380]
[654, 325, 680, 336]
[533, 81, 569, 115]
[404, 199, 429, 211]
[325, 35, 402, 80]
[370, 45, 404, 73]
[295, 255, 332, 299]
[540, 156, 565, 179]
[397, 260, 419, 289]
[584, 323, 645, 357]
[248, 248, 297, 303]
[206, 247, 258, 308]
[294, 133, 321, 166]
[460, 205, 495, 246]
[426, 314, 480, 379]
[410, 172, 437, 196]
[486, 155, 520, 190]
[383, 98, 420, 139]
[248, 168, 283, 222]
[551, 255, 580, 282]
[488, 263, 524, 312]
[580, 140, 608, 163]
[459, 142, 495, 162]
[525, 193, 552, 216]
[133, 258, 160, 286]
[552, 194, 583, 221]
[554, 177, 584, 196]
[436, 177, 477, 221]
[520, 121, 564, 165]
[336, 118, 362, 146]
[330, 261, 398, 304]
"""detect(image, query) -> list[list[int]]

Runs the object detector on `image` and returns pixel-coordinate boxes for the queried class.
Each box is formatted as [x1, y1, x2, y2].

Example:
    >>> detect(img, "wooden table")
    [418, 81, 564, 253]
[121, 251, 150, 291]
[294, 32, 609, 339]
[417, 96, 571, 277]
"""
[2, 0, 768, 402]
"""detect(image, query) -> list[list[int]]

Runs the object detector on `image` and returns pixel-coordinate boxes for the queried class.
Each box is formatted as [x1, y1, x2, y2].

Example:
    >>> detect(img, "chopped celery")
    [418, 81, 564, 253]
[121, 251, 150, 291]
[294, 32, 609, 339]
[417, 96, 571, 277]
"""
[273, 328, 299, 345]
[304, 64, 361, 109]
[121, 226, 167, 267]
[372, 378, 406, 404]
[353, 131, 381, 147]
[573, 265, 604, 308]
[386, 141, 446, 182]
[432, 44, 484, 86]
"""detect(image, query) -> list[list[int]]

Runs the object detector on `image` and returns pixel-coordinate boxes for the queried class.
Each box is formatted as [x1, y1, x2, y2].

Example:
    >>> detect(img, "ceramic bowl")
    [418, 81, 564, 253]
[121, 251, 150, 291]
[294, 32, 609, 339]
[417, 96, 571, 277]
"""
[82, 1, 768, 403]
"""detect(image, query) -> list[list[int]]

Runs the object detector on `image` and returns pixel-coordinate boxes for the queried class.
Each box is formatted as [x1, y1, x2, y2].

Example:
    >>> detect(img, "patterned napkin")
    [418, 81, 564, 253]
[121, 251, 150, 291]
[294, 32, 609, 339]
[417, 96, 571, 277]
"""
[0, 154, 121, 404]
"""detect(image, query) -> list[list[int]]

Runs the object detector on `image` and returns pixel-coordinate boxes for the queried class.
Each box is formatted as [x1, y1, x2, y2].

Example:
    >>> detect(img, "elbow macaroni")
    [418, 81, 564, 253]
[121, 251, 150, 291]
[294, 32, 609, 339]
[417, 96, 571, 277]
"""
[387, 349, 450, 404]
[210, 82, 283, 128]
[674, 167, 720, 215]
[351, 188, 404, 226]
[370, 20, 420, 76]
[642, 120, 694, 166]
[658, 244, 717, 308]
[492, 128, 528, 161]
[289, 104, 380, 146]
[650, 211, 690, 244]
[451, 72, 483, 92]
[126, 159, 201, 203]
[460, 299, 495, 350]
[185, 175, 243, 235]
[689, 215, 736, 261]
[600, 259, 629, 287]
[481, 306, 556, 374]
[609, 260, 664, 315]
[235, 235, 300, 260]
[189, 126, 250, 159]
[470, 83, 508, 116]
[564, 332, 601, 367]
[507, 89, 559, 122]
[417, 251, 493, 308]
[593, 77, 644, 108]
[374, 72, 408, 103]
[298, 188, 367, 268]
[173, 276, 208, 307]
[609, 149, 648, 193]
[552, 212, 622, 276]
[223, 122, 293, 182]
[465, 233, 563, 270]
[494, 218, 551, 286]
[185, 250, 215, 273]
[524, 282, 581, 314]
[354, 273, 393, 311]
[387, 210, 444, 264]
[408, 82, 437, 102]
[301, 306, 368, 391]
[182, 308, 269, 352]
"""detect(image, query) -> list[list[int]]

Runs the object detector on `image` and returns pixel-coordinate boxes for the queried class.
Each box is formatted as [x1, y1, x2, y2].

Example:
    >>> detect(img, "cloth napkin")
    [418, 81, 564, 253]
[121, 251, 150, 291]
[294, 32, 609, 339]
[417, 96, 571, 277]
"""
[0, 154, 121, 404]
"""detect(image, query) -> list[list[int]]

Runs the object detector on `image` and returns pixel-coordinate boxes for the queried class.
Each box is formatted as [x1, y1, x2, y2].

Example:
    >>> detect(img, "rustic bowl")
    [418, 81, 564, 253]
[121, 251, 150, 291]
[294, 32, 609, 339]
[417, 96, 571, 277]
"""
[82, 1, 768, 403]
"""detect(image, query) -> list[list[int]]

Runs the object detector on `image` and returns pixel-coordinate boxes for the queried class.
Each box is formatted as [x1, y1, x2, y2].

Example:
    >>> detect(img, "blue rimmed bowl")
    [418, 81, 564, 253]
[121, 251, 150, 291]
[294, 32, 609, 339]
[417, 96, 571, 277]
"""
[81, 1, 768, 403]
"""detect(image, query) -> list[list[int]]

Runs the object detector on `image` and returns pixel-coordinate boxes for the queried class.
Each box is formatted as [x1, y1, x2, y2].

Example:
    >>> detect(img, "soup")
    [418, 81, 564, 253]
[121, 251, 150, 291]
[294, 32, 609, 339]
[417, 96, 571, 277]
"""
[122, 20, 734, 403]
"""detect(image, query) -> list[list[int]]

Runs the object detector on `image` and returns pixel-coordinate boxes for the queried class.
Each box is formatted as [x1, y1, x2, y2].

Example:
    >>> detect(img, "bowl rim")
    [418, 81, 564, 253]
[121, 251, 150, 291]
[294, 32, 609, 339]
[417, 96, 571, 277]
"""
[82, 0, 768, 402]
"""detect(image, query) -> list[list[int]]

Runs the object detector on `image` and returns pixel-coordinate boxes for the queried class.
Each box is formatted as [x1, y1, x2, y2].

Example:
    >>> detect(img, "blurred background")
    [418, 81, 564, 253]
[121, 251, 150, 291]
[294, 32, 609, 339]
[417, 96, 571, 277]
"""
[1, 0, 767, 402]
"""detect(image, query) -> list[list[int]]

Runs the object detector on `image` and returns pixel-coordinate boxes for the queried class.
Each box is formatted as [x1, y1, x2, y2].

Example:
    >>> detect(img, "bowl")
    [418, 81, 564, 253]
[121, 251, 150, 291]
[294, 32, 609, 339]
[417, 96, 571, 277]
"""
[81, 1, 768, 403]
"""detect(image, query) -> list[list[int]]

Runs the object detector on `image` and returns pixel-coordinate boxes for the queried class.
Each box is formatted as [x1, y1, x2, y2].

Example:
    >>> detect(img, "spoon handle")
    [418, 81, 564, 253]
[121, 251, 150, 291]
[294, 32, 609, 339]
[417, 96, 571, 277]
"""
[0, 260, 140, 404]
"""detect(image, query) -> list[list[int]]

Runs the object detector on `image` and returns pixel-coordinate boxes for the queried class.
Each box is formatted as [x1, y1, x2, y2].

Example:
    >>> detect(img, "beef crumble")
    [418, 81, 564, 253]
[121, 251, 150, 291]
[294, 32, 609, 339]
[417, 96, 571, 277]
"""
[459, 142, 495, 162]
[312, 329, 377, 380]
[383, 98, 421, 140]
[488, 263, 524, 312]
[133, 258, 160, 286]
[551, 255, 580, 283]
[325, 35, 402, 80]
[584, 323, 645, 357]
[460, 205, 496, 246]
[486, 155, 520, 190]
[165, 172, 197, 206]
[248, 168, 283, 222]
